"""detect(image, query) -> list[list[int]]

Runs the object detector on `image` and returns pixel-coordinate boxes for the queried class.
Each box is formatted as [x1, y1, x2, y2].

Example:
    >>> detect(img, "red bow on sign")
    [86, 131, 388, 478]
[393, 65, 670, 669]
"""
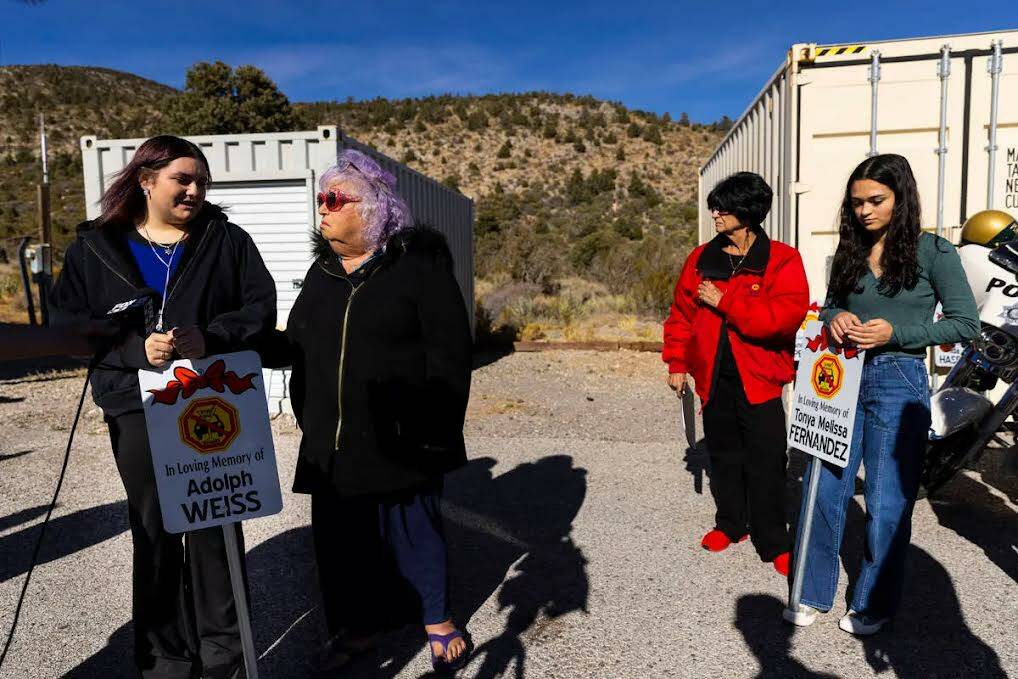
[148, 359, 257, 405]
[805, 326, 861, 360]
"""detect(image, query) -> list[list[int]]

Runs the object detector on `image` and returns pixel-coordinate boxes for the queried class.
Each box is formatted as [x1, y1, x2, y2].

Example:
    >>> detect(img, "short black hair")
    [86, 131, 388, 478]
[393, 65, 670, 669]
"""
[706, 172, 773, 228]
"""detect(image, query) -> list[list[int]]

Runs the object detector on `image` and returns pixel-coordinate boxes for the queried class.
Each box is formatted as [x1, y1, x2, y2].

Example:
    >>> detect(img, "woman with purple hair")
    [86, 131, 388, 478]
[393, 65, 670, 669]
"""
[263, 149, 473, 673]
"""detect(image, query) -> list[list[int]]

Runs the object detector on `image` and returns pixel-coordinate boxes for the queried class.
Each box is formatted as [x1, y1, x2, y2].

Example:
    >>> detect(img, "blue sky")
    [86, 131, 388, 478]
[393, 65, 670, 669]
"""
[2, 0, 1015, 123]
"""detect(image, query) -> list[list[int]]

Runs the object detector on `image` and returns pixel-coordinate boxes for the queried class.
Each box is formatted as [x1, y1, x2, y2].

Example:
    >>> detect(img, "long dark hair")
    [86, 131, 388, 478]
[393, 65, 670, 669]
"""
[99, 135, 214, 227]
[828, 154, 922, 300]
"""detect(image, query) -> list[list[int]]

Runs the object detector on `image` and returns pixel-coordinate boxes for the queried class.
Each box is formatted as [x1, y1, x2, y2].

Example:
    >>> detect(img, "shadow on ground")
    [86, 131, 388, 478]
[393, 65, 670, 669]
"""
[65, 455, 589, 678]
[734, 593, 840, 679]
[839, 500, 1007, 677]
[734, 497, 1007, 678]
[927, 470, 1017, 584]
[0, 356, 87, 381]
[337, 454, 590, 678]
[685, 404, 1012, 679]
[0, 501, 126, 585]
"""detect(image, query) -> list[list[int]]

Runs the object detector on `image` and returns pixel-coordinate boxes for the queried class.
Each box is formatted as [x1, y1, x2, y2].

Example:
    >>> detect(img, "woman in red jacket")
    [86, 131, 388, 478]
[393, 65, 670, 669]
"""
[663, 171, 808, 576]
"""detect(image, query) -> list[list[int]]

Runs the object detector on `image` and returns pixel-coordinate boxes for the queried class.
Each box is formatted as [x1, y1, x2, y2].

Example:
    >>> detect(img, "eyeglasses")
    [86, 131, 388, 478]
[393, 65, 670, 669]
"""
[710, 208, 732, 217]
[316, 190, 362, 212]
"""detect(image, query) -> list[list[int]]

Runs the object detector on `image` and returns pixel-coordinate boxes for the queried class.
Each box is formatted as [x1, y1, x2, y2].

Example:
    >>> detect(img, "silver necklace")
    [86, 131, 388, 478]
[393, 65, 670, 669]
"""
[143, 226, 185, 259]
[141, 226, 185, 331]
[727, 250, 745, 274]
[726, 235, 753, 275]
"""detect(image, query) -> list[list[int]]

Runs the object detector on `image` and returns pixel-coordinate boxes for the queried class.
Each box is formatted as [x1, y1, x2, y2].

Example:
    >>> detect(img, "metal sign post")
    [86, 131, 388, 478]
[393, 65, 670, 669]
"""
[788, 460, 822, 613]
[223, 526, 259, 679]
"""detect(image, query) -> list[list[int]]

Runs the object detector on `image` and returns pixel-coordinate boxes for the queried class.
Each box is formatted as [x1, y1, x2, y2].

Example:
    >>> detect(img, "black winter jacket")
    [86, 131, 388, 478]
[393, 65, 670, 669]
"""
[262, 228, 472, 496]
[51, 208, 277, 417]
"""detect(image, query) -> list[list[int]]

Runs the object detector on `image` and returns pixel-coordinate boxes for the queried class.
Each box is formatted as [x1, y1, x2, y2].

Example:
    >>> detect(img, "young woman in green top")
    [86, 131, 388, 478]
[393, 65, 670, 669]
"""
[784, 154, 979, 635]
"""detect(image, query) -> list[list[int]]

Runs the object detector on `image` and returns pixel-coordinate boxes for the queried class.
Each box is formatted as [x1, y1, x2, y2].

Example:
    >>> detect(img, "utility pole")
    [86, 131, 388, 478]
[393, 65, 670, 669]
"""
[34, 113, 52, 325]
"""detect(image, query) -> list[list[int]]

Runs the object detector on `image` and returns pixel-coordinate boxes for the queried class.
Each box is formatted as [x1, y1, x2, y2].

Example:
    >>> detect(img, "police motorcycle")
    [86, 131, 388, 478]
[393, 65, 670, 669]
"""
[924, 210, 1018, 493]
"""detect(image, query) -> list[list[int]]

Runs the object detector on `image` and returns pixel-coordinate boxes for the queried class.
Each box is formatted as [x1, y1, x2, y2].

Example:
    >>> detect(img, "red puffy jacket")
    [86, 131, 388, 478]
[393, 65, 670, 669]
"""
[662, 232, 809, 407]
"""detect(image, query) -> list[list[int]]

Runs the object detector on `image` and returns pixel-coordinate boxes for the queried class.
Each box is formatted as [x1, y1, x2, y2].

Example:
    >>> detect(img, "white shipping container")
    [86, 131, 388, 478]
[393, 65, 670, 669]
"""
[699, 30, 1018, 304]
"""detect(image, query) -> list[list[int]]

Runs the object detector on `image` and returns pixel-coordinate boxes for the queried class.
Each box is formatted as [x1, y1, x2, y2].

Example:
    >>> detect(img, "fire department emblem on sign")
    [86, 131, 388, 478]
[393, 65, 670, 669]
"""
[811, 354, 843, 399]
[178, 397, 240, 454]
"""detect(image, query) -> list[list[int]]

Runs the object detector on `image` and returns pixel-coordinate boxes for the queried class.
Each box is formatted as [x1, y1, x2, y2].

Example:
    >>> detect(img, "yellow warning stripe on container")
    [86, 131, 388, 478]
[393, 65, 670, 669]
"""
[816, 45, 867, 57]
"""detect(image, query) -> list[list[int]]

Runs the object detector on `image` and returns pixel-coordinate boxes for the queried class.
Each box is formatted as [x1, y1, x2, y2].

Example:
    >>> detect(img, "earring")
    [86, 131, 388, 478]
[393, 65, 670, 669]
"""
[143, 188, 151, 198]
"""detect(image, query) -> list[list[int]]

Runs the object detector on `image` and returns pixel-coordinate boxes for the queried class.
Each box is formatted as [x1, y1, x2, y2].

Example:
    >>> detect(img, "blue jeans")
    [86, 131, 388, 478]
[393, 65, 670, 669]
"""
[794, 354, 931, 619]
[312, 480, 451, 635]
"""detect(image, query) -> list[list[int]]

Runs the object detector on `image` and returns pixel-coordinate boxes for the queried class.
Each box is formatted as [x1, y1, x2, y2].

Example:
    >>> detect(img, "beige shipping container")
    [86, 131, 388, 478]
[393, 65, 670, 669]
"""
[698, 29, 1018, 304]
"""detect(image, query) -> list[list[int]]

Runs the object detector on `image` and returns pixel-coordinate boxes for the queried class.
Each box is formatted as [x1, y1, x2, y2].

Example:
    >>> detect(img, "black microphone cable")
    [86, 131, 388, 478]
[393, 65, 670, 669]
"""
[0, 355, 97, 672]
[0, 291, 158, 672]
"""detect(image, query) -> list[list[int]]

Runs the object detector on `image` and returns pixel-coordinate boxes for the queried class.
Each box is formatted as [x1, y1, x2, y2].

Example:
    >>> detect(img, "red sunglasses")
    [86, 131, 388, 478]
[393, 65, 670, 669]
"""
[316, 190, 361, 212]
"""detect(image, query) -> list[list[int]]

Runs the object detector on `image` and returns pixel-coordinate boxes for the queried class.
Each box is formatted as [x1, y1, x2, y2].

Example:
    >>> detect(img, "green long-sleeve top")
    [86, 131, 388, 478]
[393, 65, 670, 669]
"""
[820, 233, 980, 357]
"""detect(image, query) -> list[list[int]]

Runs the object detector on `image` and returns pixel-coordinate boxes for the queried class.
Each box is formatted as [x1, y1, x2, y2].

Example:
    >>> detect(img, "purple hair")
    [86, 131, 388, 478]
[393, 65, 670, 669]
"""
[319, 149, 414, 250]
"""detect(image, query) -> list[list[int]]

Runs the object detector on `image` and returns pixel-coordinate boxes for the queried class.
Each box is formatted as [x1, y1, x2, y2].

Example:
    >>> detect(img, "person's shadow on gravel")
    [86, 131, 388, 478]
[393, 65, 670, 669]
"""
[927, 466, 1018, 583]
[735, 593, 839, 678]
[65, 456, 589, 678]
[0, 500, 126, 585]
[838, 499, 1006, 677]
[464, 455, 589, 679]
[338, 454, 590, 678]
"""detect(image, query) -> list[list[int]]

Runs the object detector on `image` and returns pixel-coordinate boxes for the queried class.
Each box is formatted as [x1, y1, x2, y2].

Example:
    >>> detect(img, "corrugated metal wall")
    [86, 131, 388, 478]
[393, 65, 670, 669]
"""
[698, 63, 792, 247]
[334, 131, 475, 326]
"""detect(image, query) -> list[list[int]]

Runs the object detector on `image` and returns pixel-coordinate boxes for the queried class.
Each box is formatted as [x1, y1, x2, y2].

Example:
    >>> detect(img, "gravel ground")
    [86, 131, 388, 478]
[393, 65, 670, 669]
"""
[0, 350, 1015, 678]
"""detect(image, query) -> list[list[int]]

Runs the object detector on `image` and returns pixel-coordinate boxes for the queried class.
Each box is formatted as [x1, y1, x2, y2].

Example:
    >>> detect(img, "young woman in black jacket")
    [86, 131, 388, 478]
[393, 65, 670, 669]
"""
[51, 135, 276, 679]
[261, 149, 473, 674]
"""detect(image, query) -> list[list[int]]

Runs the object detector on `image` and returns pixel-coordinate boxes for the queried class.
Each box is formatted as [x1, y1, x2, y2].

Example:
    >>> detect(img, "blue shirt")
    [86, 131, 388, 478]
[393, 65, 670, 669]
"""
[127, 231, 184, 297]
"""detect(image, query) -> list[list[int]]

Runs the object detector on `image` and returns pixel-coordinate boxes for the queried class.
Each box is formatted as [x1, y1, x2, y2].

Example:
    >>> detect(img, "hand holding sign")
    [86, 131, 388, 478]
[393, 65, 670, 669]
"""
[845, 318, 893, 350]
[145, 332, 174, 368]
[170, 326, 207, 359]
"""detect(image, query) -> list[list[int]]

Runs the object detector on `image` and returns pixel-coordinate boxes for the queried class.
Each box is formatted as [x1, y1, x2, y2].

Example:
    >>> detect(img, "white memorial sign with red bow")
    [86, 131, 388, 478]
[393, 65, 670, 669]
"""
[138, 351, 283, 533]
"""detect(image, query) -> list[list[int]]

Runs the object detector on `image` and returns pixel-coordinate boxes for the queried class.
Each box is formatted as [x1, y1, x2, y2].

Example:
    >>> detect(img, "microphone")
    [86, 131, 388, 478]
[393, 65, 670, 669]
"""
[80, 288, 160, 363]
[104, 288, 158, 336]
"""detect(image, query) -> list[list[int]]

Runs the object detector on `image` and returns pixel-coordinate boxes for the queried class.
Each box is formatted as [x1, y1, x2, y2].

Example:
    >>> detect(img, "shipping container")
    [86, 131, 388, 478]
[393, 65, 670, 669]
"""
[81, 126, 474, 413]
[699, 29, 1018, 305]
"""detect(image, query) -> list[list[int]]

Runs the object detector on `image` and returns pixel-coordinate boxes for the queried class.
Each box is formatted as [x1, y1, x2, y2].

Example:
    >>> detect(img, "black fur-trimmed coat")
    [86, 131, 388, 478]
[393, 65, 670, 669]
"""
[263, 228, 472, 496]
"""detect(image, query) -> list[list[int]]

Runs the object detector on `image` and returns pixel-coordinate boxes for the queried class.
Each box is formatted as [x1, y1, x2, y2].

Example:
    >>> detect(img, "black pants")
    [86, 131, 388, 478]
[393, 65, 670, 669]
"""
[108, 412, 243, 679]
[311, 480, 450, 639]
[702, 372, 791, 561]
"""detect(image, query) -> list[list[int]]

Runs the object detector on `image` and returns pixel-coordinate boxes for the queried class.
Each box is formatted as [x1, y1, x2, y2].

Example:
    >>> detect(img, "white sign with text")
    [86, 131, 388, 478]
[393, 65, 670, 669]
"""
[138, 351, 283, 533]
[787, 321, 865, 469]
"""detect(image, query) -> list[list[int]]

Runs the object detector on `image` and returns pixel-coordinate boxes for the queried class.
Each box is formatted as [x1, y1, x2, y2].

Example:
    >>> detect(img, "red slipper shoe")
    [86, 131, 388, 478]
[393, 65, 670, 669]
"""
[772, 552, 791, 576]
[701, 529, 749, 552]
